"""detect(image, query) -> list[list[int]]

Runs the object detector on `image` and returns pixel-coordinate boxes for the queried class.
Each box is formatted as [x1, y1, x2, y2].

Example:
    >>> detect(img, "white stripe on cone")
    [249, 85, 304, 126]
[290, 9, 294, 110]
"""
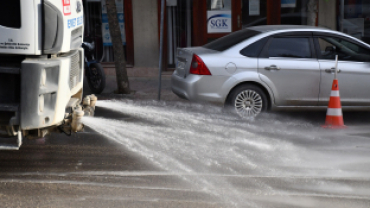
[330, 91, 340, 97]
[327, 108, 343, 116]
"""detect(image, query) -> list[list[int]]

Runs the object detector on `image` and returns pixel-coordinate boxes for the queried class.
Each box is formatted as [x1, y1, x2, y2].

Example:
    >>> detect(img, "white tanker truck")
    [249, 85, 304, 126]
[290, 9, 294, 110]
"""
[0, 0, 96, 150]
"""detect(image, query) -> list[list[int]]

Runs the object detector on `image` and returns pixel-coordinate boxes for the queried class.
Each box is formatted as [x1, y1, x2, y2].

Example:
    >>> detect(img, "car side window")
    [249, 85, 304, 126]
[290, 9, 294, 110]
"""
[240, 37, 268, 58]
[316, 37, 370, 62]
[268, 37, 311, 58]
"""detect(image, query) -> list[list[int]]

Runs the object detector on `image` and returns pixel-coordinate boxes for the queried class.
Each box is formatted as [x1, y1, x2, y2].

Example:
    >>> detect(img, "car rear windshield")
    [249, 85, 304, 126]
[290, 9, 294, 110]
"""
[203, 29, 261, 51]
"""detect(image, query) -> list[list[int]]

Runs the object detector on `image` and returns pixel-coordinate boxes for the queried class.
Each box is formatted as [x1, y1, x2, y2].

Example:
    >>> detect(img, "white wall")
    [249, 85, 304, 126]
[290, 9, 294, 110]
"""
[318, 0, 336, 30]
[132, 0, 159, 67]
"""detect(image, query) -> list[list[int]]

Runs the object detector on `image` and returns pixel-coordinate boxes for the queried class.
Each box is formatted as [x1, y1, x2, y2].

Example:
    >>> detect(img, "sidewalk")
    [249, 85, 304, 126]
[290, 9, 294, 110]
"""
[83, 72, 185, 102]
[101, 63, 173, 77]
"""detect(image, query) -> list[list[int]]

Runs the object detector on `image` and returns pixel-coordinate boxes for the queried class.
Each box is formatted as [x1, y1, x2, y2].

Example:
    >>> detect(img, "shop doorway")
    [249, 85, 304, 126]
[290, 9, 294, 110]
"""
[192, 0, 285, 46]
[193, 0, 242, 46]
[83, 0, 134, 65]
[159, 0, 317, 68]
[157, 0, 193, 68]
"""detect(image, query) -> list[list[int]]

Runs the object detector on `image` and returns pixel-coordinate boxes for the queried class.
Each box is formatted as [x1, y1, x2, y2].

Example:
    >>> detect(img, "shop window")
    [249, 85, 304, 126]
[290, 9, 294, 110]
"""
[207, 0, 231, 10]
[281, 0, 309, 25]
[241, 0, 311, 28]
[268, 37, 311, 58]
[83, 1, 104, 62]
[241, 0, 267, 28]
[341, 0, 370, 45]
[83, 0, 128, 63]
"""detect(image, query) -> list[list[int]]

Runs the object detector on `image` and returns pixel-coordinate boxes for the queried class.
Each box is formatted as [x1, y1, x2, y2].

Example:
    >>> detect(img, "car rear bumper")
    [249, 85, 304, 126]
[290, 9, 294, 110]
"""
[171, 73, 230, 104]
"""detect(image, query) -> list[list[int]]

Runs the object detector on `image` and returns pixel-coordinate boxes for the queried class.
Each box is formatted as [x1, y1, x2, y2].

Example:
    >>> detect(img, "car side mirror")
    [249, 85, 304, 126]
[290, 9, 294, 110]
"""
[325, 46, 336, 52]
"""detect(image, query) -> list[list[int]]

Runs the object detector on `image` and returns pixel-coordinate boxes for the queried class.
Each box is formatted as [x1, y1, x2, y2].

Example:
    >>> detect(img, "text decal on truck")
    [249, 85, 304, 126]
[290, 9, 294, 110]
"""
[62, 0, 71, 16]
[68, 16, 83, 29]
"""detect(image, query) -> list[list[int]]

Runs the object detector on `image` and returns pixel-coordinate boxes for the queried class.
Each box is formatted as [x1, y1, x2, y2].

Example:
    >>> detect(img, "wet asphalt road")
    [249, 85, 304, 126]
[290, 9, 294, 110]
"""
[1, 78, 370, 208]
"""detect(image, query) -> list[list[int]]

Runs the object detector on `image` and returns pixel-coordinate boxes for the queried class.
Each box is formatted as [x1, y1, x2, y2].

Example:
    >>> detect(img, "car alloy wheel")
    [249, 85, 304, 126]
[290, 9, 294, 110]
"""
[228, 84, 268, 118]
[235, 90, 263, 117]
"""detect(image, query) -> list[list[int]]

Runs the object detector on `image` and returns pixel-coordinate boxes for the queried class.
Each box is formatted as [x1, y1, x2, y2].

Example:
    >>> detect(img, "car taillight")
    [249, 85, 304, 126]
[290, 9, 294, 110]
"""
[189, 54, 212, 75]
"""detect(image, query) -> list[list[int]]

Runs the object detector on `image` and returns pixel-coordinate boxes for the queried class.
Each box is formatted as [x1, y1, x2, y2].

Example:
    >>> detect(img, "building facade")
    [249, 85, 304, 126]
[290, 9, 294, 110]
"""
[84, 0, 370, 69]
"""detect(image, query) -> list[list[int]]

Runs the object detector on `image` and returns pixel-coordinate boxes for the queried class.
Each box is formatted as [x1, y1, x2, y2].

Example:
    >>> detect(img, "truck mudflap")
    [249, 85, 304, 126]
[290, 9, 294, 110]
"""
[0, 130, 23, 151]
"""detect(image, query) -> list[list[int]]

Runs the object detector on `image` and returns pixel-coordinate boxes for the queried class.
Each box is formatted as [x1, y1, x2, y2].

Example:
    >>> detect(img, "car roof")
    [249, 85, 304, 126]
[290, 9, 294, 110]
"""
[246, 25, 369, 45]
[248, 25, 332, 33]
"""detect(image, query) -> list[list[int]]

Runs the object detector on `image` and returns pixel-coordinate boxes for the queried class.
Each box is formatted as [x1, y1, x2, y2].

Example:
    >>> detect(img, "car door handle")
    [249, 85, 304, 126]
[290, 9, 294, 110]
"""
[265, 65, 280, 71]
[325, 68, 341, 73]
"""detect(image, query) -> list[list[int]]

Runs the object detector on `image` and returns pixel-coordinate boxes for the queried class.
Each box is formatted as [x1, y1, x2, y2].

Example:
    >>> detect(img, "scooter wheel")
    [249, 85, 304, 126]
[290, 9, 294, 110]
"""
[86, 63, 106, 94]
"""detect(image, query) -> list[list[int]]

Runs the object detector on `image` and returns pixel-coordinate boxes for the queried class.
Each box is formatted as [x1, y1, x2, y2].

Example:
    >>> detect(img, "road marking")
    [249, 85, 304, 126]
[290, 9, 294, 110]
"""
[0, 178, 369, 200]
[3, 171, 370, 179]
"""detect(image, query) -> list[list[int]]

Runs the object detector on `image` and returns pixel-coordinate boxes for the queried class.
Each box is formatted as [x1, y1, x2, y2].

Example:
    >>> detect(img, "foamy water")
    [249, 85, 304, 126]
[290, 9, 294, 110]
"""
[82, 100, 370, 207]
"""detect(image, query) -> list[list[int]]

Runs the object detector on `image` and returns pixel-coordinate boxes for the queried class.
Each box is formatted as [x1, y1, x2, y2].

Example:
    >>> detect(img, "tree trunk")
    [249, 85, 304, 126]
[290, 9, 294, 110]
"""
[105, 0, 131, 94]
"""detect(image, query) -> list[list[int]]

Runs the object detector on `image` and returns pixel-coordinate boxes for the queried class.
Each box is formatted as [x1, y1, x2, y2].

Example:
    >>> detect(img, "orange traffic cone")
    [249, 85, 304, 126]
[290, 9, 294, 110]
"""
[322, 79, 346, 129]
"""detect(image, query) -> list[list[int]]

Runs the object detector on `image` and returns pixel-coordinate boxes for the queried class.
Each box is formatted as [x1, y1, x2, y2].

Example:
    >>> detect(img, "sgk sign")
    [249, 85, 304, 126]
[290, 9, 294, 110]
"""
[207, 11, 232, 33]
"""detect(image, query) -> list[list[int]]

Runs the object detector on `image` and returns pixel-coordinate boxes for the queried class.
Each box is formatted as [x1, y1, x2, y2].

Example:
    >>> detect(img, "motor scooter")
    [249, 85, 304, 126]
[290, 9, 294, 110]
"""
[82, 38, 106, 94]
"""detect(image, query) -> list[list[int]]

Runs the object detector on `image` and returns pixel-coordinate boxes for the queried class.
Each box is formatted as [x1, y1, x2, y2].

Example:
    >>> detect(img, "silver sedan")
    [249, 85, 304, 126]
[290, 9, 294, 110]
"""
[171, 25, 370, 117]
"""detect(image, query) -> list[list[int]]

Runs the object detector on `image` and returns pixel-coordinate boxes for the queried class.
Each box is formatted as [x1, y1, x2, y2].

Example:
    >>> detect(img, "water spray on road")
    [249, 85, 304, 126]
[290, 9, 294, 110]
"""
[82, 100, 370, 207]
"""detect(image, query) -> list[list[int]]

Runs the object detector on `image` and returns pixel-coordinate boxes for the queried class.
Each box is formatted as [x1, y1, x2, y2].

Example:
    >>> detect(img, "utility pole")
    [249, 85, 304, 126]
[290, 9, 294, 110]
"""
[158, 0, 165, 100]
[105, 0, 131, 94]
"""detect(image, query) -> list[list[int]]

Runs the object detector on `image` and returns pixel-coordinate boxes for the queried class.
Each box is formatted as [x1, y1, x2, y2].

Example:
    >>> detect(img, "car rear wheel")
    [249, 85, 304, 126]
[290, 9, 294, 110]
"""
[227, 84, 268, 118]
